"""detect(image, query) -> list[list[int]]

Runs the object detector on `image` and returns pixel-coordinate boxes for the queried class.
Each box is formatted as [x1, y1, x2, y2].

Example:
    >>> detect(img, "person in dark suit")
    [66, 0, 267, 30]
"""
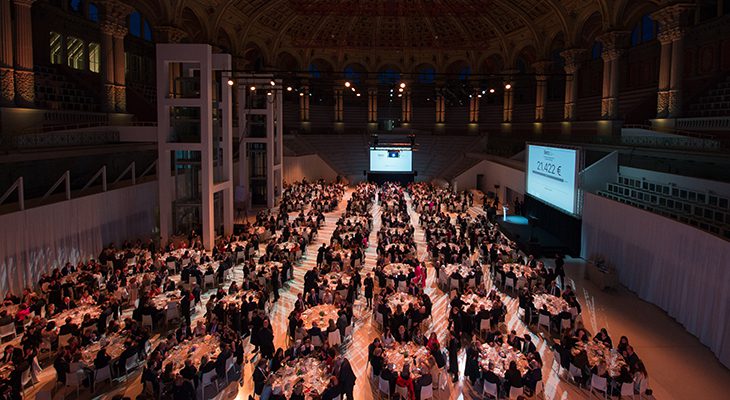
[171, 374, 196, 400]
[523, 360, 542, 394]
[179, 359, 198, 387]
[337, 357, 357, 400]
[504, 360, 523, 393]
[252, 359, 268, 398]
[59, 317, 79, 336]
[520, 334, 537, 355]
[364, 273, 374, 309]
[320, 376, 340, 400]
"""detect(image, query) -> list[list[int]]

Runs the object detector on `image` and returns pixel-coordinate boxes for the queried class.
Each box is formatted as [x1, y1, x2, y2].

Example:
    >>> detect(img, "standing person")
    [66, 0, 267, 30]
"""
[447, 330, 460, 383]
[252, 359, 270, 400]
[337, 357, 357, 400]
[317, 244, 326, 268]
[364, 273, 374, 309]
[554, 254, 565, 289]
[179, 287, 192, 330]
[258, 318, 275, 359]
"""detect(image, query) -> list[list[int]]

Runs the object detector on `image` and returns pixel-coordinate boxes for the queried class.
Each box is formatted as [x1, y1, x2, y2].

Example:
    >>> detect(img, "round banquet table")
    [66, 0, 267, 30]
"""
[300, 304, 340, 330]
[385, 292, 421, 314]
[382, 342, 433, 379]
[572, 341, 628, 378]
[271, 357, 332, 399]
[532, 293, 569, 316]
[478, 342, 529, 378]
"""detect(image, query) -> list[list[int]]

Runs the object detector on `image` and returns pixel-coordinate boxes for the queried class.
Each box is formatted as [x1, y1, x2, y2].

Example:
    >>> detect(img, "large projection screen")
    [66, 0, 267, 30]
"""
[369, 147, 413, 172]
[526, 144, 579, 214]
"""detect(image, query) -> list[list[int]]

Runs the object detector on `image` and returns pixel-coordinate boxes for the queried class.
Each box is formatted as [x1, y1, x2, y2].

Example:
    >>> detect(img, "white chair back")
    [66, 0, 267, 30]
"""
[328, 330, 341, 347]
[395, 384, 409, 399]
[378, 376, 390, 396]
[0, 323, 16, 339]
[591, 374, 608, 393]
[620, 382, 635, 396]
[538, 314, 551, 330]
[569, 363, 583, 380]
[58, 333, 72, 348]
[509, 386, 524, 399]
[483, 381, 498, 398]
[94, 365, 112, 383]
[420, 383, 434, 400]
[311, 335, 323, 347]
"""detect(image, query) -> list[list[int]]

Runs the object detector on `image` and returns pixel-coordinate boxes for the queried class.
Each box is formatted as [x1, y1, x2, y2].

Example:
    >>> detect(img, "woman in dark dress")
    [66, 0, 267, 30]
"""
[257, 318, 275, 359]
[447, 330, 460, 383]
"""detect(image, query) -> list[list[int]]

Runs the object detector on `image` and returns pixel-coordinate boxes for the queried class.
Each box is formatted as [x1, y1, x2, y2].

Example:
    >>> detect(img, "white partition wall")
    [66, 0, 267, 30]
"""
[156, 44, 233, 249]
[582, 192, 730, 367]
[237, 75, 284, 209]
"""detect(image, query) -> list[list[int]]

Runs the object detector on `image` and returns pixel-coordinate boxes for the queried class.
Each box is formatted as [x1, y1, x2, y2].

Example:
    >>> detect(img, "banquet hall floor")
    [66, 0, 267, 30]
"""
[27, 188, 730, 400]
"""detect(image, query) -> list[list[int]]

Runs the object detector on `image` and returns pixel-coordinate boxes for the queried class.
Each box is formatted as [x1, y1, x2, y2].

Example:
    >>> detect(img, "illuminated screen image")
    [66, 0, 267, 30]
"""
[369, 147, 413, 172]
[526, 144, 578, 214]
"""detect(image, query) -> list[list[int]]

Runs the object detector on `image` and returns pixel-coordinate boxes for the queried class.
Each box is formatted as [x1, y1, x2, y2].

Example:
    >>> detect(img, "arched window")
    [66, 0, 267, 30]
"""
[143, 20, 152, 41]
[417, 67, 435, 84]
[129, 11, 142, 37]
[88, 3, 99, 22]
[591, 41, 603, 60]
[630, 14, 656, 46]
[69, 0, 82, 12]
[307, 63, 321, 78]
[378, 69, 399, 85]
[343, 66, 361, 85]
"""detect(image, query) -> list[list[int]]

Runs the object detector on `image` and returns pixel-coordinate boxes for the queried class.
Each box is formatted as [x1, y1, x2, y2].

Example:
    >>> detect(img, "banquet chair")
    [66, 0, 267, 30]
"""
[93, 365, 112, 393]
[378, 376, 391, 399]
[21, 368, 34, 395]
[58, 333, 72, 348]
[483, 381, 498, 399]
[568, 363, 584, 387]
[166, 261, 177, 274]
[204, 274, 216, 290]
[449, 279, 460, 291]
[505, 277, 516, 292]
[65, 371, 84, 398]
[537, 314, 551, 332]
[142, 315, 154, 331]
[620, 382, 636, 399]
[395, 384, 409, 399]
[551, 350, 563, 374]
[534, 381, 545, 399]
[200, 370, 218, 399]
[569, 307, 579, 320]
[123, 354, 140, 379]
[398, 281, 407, 292]
[312, 335, 323, 348]
[327, 330, 342, 346]
[223, 356, 236, 384]
[590, 374, 609, 399]
[375, 311, 384, 329]
[344, 325, 353, 340]
[560, 317, 572, 332]
[166, 302, 180, 325]
[509, 386, 524, 399]
[420, 383, 434, 400]
[0, 322, 16, 341]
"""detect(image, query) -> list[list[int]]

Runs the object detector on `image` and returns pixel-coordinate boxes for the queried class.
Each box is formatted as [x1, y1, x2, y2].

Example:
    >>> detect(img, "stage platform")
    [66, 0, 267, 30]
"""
[496, 215, 573, 257]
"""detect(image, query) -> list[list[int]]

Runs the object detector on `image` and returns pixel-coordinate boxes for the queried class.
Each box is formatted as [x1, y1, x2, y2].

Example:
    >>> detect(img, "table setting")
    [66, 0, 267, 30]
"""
[385, 292, 420, 314]
[572, 341, 628, 377]
[382, 342, 432, 378]
[52, 305, 102, 326]
[300, 304, 340, 330]
[477, 342, 529, 378]
[271, 357, 331, 399]
[532, 293, 569, 316]
[166, 335, 221, 373]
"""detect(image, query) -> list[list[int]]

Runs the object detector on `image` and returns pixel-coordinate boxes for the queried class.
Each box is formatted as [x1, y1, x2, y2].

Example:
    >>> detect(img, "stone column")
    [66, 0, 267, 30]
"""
[0, 0, 14, 105]
[502, 71, 517, 123]
[299, 85, 310, 122]
[560, 49, 585, 121]
[597, 31, 629, 120]
[435, 88, 445, 123]
[113, 26, 128, 112]
[154, 26, 187, 98]
[652, 4, 693, 118]
[13, 0, 35, 106]
[100, 21, 117, 111]
[334, 87, 344, 122]
[468, 87, 480, 123]
[532, 61, 551, 121]
[367, 87, 377, 123]
[401, 87, 412, 123]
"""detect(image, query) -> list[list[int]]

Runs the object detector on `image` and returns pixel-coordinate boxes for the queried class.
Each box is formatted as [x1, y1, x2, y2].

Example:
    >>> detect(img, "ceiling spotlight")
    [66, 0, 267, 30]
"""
[489, 88, 495, 93]
[226, 79, 234, 86]
[299, 92, 304, 97]
[398, 88, 404, 93]
[477, 94, 482, 98]
[250, 86, 256, 91]
[481, 90, 486, 94]
[344, 81, 351, 88]
[267, 92, 272, 96]
[286, 86, 293, 91]
[505, 84, 512, 90]
[351, 87, 356, 92]
[356, 93, 361, 97]
[469, 94, 472, 98]
[397, 94, 402, 97]
[400, 82, 406, 88]
[270, 80, 276, 86]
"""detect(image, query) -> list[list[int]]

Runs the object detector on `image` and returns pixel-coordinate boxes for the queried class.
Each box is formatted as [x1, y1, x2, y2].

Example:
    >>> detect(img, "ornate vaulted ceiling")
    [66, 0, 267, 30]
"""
[136, 0, 660, 71]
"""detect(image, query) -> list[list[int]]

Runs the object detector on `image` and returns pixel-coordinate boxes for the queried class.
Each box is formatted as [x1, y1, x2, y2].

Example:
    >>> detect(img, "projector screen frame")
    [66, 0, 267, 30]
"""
[369, 145, 413, 173]
[525, 142, 584, 217]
